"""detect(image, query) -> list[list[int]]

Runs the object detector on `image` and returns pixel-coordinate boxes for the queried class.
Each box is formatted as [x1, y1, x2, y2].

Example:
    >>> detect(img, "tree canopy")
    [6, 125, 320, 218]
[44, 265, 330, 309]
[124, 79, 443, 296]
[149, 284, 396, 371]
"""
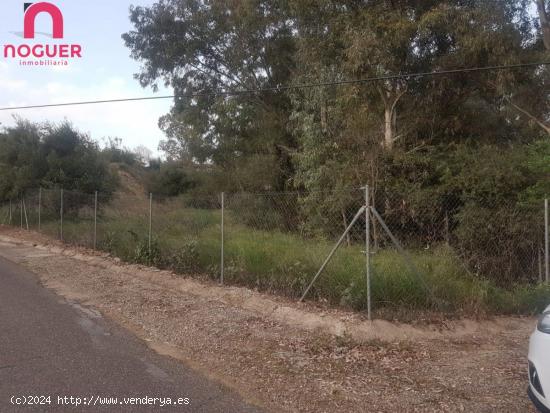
[0, 119, 117, 200]
[124, 0, 548, 191]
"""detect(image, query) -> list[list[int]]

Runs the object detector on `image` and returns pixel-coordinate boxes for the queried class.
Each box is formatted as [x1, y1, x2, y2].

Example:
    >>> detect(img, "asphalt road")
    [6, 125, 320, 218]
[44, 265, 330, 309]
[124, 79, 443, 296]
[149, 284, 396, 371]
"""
[0, 254, 262, 413]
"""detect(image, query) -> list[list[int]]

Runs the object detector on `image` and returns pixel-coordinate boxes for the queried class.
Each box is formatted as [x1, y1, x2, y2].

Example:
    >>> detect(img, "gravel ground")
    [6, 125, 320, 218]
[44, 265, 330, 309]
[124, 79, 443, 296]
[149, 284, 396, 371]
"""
[0, 227, 538, 413]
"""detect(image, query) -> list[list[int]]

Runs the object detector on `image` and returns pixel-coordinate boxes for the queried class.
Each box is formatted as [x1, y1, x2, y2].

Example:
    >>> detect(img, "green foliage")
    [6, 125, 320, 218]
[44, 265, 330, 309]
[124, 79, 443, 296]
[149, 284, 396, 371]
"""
[165, 240, 201, 273]
[434, 145, 542, 285]
[487, 283, 550, 315]
[33, 200, 550, 317]
[523, 140, 550, 202]
[0, 119, 117, 200]
[133, 237, 162, 266]
[145, 162, 195, 197]
[100, 137, 140, 166]
[99, 231, 118, 254]
[122, 1, 548, 288]
[41, 123, 117, 194]
[0, 120, 46, 199]
[124, 0, 296, 192]
[290, 0, 545, 200]
[229, 193, 291, 231]
[453, 202, 540, 285]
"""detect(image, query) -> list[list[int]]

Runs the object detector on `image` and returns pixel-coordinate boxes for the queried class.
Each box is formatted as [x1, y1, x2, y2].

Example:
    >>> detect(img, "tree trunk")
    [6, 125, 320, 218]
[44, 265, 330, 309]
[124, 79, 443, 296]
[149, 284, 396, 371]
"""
[384, 105, 395, 150]
[537, 0, 550, 51]
[379, 84, 406, 150]
[508, 97, 550, 136]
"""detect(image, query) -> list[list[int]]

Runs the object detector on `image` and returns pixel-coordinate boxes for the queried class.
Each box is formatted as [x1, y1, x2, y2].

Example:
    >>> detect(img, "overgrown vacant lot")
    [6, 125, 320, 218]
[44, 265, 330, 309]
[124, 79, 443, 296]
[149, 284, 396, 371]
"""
[15, 192, 550, 320]
[0, 228, 538, 412]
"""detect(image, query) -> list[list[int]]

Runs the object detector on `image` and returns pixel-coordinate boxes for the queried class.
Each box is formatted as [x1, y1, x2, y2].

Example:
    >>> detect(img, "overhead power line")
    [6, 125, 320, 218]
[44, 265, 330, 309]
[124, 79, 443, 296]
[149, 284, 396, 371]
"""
[0, 61, 548, 112]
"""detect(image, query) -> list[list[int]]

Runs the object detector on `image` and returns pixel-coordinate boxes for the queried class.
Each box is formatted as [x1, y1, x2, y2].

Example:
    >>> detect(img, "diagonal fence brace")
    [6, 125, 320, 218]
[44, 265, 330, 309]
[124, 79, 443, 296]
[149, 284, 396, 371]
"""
[299, 205, 366, 302]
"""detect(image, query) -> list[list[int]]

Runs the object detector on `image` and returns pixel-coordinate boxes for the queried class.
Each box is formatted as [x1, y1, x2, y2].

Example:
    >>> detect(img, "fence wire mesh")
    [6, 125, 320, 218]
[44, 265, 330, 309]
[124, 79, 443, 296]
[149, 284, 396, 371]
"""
[152, 194, 222, 277]
[0, 186, 548, 317]
[224, 190, 364, 299]
[96, 192, 151, 263]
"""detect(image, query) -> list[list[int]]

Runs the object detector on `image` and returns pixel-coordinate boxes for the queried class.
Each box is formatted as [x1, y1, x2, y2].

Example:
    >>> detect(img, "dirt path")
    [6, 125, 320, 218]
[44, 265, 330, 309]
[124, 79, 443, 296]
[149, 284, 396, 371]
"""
[0, 227, 537, 412]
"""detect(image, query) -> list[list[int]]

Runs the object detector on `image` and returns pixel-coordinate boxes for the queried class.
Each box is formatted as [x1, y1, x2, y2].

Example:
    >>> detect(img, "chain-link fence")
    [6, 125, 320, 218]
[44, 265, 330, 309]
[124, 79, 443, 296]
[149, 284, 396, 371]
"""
[1, 187, 549, 318]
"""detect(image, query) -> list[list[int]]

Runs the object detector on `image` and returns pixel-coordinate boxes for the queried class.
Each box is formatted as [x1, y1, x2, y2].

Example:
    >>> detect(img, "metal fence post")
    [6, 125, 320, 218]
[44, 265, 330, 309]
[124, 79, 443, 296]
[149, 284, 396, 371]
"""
[20, 198, 23, 229]
[365, 186, 372, 321]
[220, 192, 225, 285]
[148, 193, 153, 257]
[94, 191, 98, 250]
[9, 199, 12, 225]
[545, 198, 549, 284]
[60, 188, 64, 241]
[38, 187, 42, 232]
[539, 245, 543, 284]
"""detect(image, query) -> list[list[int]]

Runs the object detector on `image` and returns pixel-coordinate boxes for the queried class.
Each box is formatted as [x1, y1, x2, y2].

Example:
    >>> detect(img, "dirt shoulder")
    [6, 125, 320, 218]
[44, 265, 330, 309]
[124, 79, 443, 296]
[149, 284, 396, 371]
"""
[0, 227, 537, 412]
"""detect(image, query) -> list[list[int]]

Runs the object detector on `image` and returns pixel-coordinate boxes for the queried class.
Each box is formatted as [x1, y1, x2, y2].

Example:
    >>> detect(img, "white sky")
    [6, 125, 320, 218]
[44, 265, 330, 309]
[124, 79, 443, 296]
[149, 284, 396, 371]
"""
[0, 0, 173, 155]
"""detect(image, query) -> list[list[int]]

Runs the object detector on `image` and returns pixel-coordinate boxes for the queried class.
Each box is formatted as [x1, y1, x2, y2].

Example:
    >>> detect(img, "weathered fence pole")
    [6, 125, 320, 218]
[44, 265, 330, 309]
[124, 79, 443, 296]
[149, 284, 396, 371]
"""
[60, 189, 64, 241]
[365, 185, 372, 321]
[94, 191, 98, 250]
[220, 192, 225, 285]
[9, 199, 12, 225]
[546, 199, 549, 284]
[148, 193, 153, 258]
[38, 187, 42, 232]
[20, 198, 23, 229]
[539, 245, 543, 284]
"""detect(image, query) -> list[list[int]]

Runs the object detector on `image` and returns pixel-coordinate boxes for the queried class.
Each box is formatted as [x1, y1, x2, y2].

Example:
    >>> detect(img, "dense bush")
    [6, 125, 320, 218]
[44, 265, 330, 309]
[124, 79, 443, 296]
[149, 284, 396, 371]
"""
[100, 137, 140, 166]
[453, 203, 541, 285]
[145, 162, 195, 197]
[229, 192, 299, 232]
[291, 142, 546, 272]
[0, 119, 117, 201]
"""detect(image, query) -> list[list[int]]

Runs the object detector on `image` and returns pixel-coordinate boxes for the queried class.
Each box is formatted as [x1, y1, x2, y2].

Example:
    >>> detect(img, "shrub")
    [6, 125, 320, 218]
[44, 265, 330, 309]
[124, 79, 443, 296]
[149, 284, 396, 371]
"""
[454, 203, 541, 285]
[228, 193, 294, 231]
[133, 238, 162, 266]
[166, 240, 200, 273]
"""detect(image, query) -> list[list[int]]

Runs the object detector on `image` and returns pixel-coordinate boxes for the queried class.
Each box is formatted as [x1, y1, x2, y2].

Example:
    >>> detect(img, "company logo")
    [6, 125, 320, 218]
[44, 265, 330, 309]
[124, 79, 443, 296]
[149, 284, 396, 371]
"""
[24, 2, 64, 39]
[3, 2, 83, 67]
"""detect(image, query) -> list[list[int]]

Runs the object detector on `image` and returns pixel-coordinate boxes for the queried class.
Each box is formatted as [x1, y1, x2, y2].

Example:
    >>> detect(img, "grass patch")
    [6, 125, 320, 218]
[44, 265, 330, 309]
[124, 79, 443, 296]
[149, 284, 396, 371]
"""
[5, 199, 549, 318]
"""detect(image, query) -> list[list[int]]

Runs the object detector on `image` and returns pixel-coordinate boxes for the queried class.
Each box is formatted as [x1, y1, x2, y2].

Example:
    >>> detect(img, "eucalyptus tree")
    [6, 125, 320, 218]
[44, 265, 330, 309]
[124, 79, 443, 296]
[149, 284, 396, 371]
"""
[289, 0, 541, 189]
[123, 0, 297, 192]
[124, 0, 545, 196]
[537, 0, 550, 50]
